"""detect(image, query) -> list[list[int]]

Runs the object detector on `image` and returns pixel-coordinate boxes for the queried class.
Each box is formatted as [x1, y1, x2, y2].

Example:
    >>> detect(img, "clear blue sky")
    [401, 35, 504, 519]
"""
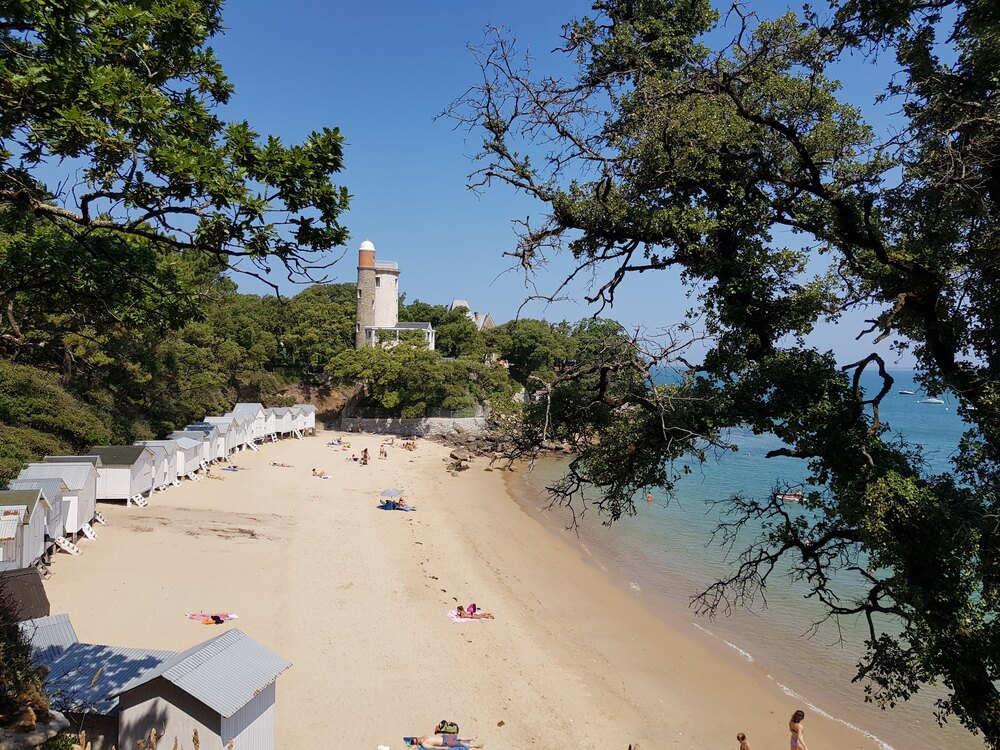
[212, 1, 910, 365]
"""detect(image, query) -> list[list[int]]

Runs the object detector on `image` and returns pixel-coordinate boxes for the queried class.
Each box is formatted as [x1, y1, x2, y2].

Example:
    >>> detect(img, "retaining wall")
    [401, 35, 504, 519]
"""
[339, 416, 489, 436]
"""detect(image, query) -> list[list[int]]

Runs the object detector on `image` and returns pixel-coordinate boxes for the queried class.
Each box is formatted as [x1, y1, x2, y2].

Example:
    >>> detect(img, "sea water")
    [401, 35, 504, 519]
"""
[514, 369, 984, 750]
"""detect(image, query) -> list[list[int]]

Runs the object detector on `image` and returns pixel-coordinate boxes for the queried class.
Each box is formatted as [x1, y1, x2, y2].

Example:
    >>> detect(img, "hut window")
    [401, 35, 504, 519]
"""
[375, 277, 381, 287]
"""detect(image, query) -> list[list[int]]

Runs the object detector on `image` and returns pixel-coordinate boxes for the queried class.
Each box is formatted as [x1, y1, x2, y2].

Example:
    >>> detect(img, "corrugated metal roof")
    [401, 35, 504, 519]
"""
[136, 440, 178, 454]
[232, 403, 264, 415]
[20, 613, 79, 663]
[115, 629, 290, 718]
[171, 437, 201, 450]
[0, 568, 49, 620]
[271, 407, 290, 416]
[294, 403, 317, 414]
[46, 643, 176, 715]
[201, 418, 232, 433]
[0, 508, 23, 540]
[22, 462, 95, 491]
[180, 425, 219, 437]
[89, 446, 150, 466]
[0, 490, 41, 506]
[7, 478, 67, 503]
[45, 455, 103, 467]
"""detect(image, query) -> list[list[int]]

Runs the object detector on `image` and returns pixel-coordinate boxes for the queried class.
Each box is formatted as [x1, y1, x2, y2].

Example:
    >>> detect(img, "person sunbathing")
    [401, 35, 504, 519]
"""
[312, 468, 329, 479]
[270, 461, 293, 468]
[455, 605, 494, 620]
[405, 735, 483, 749]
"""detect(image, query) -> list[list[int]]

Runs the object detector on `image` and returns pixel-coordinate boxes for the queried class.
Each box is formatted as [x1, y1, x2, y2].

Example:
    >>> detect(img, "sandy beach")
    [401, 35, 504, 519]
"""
[44, 429, 879, 749]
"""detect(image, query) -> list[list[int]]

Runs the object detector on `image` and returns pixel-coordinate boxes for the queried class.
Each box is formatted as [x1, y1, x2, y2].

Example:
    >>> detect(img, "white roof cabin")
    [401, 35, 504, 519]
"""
[294, 403, 317, 432]
[134, 440, 180, 487]
[24, 458, 100, 534]
[289, 405, 307, 434]
[202, 416, 239, 454]
[170, 438, 204, 478]
[174, 427, 222, 463]
[89, 446, 156, 503]
[270, 407, 293, 436]
[261, 408, 278, 440]
[0, 489, 52, 570]
[5, 478, 67, 544]
[133, 443, 169, 491]
[115, 629, 291, 750]
[222, 412, 252, 449]
[231, 403, 266, 441]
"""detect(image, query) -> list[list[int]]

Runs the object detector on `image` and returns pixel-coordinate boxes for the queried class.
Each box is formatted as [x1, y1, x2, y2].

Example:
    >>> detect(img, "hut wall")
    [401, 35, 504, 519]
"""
[61, 495, 81, 534]
[22, 504, 46, 565]
[118, 678, 221, 750]
[96, 467, 131, 501]
[65, 712, 118, 750]
[130, 457, 154, 496]
[220, 681, 276, 750]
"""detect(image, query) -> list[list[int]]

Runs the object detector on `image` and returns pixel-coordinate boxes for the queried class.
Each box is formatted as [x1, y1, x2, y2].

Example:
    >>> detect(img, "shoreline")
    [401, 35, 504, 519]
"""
[43, 428, 888, 748]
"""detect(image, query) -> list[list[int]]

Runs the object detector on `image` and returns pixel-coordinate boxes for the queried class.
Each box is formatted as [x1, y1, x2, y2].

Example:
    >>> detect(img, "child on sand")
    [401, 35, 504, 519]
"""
[737, 732, 751, 750]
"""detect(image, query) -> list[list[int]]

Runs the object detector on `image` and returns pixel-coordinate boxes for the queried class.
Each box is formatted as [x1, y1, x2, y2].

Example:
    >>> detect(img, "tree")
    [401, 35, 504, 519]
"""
[0, 1, 350, 284]
[484, 319, 573, 385]
[448, 0, 1000, 743]
[434, 309, 486, 359]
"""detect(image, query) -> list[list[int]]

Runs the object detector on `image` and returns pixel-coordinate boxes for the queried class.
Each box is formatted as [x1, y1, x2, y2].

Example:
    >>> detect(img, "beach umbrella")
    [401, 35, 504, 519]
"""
[380, 488, 403, 497]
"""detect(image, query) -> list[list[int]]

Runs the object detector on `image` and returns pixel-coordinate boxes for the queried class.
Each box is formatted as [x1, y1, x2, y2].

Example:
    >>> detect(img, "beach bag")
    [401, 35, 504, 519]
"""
[435, 721, 460, 735]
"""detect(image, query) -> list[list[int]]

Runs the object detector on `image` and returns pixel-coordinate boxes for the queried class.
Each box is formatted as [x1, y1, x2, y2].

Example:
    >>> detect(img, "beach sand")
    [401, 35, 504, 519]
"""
[45, 429, 877, 749]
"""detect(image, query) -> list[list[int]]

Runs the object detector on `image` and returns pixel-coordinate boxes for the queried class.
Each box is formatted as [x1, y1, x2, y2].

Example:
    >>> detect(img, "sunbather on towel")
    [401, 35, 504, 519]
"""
[270, 461, 293, 468]
[456, 605, 494, 620]
[405, 734, 483, 749]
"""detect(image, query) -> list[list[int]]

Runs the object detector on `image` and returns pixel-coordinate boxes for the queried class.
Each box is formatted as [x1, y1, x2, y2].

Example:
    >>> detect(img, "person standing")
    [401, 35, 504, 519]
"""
[789, 710, 808, 750]
[737, 732, 751, 750]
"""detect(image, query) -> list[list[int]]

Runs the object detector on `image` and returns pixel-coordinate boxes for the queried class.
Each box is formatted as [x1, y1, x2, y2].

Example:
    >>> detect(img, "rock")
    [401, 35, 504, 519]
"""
[449, 449, 472, 461]
[0, 710, 69, 750]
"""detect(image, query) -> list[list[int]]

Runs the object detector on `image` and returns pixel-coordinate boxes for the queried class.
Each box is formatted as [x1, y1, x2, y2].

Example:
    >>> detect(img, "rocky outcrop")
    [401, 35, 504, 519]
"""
[0, 710, 69, 749]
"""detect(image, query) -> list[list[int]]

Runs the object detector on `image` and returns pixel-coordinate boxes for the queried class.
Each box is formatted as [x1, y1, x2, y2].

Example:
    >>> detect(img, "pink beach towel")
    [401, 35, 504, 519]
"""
[185, 612, 238, 622]
[447, 609, 487, 623]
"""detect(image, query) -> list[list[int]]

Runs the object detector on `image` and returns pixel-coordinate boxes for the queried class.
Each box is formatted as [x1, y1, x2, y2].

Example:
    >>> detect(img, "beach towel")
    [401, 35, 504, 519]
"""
[447, 609, 487, 623]
[378, 502, 416, 511]
[185, 612, 238, 623]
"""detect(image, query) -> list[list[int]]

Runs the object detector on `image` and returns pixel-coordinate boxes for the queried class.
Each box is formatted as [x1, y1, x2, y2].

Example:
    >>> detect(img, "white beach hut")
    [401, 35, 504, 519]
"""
[287, 405, 305, 439]
[223, 412, 252, 451]
[90, 446, 155, 507]
[134, 443, 168, 491]
[26, 458, 101, 538]
[294, 403, 317, 434]
[232, 403, 266, 444]
[202, 416, 239, 455]
[171, 438, 204, 479]
[5, 478, 67, 555]
[116, 629, 291, 750]
[134, 440, 181, 487]
[271, 407, 293, 439]
[174, 426, 222, 463]
[262, 408, 278, 442]
[0, 489, 52, 571]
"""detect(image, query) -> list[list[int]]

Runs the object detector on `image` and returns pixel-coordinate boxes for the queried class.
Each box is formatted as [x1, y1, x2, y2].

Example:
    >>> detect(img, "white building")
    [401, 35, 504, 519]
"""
[354, 240, 435, 350]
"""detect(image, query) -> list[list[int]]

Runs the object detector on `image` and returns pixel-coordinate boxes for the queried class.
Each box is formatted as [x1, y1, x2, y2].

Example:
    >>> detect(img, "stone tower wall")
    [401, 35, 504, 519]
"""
[355, 247, 376, 348]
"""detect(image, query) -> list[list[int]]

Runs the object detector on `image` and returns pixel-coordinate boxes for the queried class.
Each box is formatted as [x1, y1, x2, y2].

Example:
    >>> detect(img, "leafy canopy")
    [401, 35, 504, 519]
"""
[0, 1, 350, 283]
[448, 0, 1000, 743]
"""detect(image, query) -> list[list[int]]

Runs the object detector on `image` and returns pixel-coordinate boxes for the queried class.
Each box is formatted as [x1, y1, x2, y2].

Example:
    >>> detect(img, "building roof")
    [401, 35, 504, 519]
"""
[89, 446, 151, 467]
[270, 407, 291, 416]
[294, 403, 316, 414]
[0, 568, 50, 620]
[0, 488, 50, 521]
[46, 642, 176, 714]
[359, 239, 375, 251]
[7, 478, 67, 505]
[135, 439, 178, 454]
[116, 629, 290, 718]
[22, 462, 96, 491]
[45, 455, 102, 467]
[20, 613, 79, 663]
[136, 443, 166, 461]
[178, 425, 219, 438]
[0, 506, 24, 540]
[232, 403, 264, 416]
[367, 322, 433, 331]
[449, 299, 470, 311]
[171, 437, 202, 450]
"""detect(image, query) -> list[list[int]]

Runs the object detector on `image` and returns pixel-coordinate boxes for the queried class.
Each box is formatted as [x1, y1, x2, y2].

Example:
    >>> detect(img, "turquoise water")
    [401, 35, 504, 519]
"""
[515, 369, 983, 750]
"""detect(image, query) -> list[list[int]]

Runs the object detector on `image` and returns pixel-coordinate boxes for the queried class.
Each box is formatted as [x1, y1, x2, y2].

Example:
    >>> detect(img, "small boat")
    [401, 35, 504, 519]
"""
[898, 390, 915, 395]
[919, 397, 945, 404]
[778, 491, 803, 503]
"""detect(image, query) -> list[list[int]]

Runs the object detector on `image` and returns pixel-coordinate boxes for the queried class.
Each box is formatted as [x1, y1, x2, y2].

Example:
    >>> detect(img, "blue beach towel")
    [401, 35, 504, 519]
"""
[378, 502, 416, 511]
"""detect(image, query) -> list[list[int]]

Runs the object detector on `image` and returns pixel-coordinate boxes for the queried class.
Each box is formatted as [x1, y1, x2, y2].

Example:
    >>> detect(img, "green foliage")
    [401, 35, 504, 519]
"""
[0, 0, 350, 276]
[0, 580, 47, 728]
[278, 284, 357, 371]
[41, 735, 74, 750]
[483, 319, 573, 385]
[434, 309, 486, 359]
[451, 0, 1000, 741]
[328, 343, 514, 419]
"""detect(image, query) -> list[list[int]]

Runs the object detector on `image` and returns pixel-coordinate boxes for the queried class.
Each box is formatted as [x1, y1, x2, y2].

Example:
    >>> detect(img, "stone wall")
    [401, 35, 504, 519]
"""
[338, 416, 489, 436]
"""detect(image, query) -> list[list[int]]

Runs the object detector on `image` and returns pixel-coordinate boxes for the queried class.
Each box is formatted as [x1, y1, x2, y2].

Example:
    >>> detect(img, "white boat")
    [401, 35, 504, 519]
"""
[919, 397, 945, 404]
[898, 390, 915, 395]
